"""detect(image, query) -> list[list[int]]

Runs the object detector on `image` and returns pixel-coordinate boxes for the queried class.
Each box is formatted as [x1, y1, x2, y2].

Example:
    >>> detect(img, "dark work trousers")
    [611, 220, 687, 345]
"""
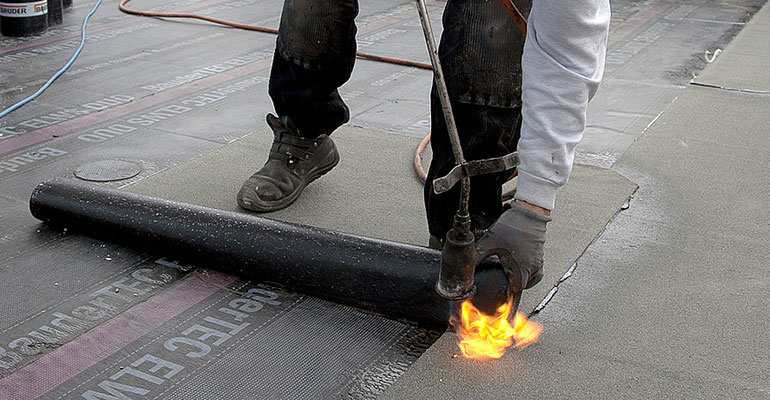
[268, 0, 529, 239]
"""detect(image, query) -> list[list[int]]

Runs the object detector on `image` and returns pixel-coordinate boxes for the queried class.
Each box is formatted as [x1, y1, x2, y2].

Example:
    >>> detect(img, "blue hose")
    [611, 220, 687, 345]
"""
[0, 0, 104, 119]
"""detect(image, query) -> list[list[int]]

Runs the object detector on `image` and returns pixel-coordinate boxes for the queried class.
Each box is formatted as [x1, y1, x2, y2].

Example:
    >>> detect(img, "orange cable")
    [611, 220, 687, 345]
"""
[119, 0, 432, 70]
[414, 131, 431, 183]
[499, 0, 528, 35]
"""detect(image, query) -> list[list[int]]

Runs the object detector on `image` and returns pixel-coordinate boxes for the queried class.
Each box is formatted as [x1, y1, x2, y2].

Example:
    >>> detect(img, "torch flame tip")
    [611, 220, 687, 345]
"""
[451, 298, 542, 359]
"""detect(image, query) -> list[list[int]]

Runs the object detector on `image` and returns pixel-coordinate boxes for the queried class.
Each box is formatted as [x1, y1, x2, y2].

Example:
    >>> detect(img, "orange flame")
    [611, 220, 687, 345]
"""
[451, 298, 542, 359]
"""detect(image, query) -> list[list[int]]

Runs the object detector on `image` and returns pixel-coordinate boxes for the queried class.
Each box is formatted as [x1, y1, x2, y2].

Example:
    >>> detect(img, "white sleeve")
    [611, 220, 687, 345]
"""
[514, 0, 611, 210]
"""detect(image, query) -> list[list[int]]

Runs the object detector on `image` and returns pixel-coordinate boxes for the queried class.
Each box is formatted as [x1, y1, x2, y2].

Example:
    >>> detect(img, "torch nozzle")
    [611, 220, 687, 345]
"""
[435, 214, 477, 300]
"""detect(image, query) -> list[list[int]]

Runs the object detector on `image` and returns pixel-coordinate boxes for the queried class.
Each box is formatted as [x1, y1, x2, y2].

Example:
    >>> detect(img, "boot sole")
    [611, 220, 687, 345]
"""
[237, 146, 340, 212]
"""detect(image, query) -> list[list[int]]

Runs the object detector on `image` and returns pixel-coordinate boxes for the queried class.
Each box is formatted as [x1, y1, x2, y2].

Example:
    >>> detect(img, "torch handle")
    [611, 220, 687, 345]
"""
[414, 0, 470, 217]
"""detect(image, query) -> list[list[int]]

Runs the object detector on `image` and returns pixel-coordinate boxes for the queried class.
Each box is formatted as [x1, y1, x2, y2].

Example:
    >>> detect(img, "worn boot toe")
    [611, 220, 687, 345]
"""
[237, 114, 340, 212]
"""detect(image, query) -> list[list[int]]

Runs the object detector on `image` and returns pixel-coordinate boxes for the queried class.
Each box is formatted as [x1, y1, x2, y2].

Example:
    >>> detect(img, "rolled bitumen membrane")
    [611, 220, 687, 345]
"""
[29, 178, 510, 327]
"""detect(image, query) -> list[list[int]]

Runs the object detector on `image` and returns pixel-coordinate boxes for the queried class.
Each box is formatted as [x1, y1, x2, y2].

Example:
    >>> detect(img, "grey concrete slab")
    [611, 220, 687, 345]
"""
[382, 75, 770, 400]
[577, 78, 683, 168]
[342, 63, 433, 138]
[574, 0, 765, 168]
[123, 126, 431, 246]
[694, 3, 770, 92]
[122, 125, 637, 315]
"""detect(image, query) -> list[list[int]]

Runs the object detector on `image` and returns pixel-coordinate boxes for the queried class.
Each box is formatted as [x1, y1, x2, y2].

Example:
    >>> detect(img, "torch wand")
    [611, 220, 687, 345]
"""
[413, 0, 521, 303]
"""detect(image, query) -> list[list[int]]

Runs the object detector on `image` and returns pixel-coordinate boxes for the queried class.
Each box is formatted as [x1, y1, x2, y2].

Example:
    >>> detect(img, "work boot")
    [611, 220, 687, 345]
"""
[237, 114, 340, 212]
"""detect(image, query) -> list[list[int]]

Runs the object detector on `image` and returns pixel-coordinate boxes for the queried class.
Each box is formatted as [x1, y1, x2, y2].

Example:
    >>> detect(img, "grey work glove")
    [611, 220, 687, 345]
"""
[475, 202, 551, 294]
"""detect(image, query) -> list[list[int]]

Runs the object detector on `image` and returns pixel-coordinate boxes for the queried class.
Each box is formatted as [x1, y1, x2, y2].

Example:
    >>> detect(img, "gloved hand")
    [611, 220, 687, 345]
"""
[475, 201, 551, 293]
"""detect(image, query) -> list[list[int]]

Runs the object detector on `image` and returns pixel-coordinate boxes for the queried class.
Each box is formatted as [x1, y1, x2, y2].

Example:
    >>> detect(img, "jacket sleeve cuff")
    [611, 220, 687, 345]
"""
[514, 169, 559, 211]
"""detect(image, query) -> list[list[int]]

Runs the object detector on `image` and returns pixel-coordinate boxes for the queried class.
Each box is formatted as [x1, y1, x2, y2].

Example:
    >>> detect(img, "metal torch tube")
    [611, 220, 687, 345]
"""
[414, 0, 470, 218]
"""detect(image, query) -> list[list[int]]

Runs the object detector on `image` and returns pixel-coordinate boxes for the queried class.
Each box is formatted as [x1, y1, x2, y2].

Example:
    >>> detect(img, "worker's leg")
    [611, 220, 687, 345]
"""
[238, 0, 358, 212]
[425, 0, 530, 240]
[269, 0, 359, 137]
[268, 55, 353, 138]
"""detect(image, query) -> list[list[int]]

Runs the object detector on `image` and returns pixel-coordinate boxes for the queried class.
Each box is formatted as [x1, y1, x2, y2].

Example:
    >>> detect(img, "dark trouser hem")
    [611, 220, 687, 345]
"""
[268, 51, 353, 138]
[268, 0, 358, 138]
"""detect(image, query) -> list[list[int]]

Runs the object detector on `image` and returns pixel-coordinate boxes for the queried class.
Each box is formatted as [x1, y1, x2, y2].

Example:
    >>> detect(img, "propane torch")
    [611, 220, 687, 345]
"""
[413, 0, 522, 302]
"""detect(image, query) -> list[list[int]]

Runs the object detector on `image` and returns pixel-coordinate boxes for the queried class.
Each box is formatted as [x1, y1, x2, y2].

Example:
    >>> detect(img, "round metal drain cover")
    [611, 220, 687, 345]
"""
[74, 160, 142, 182]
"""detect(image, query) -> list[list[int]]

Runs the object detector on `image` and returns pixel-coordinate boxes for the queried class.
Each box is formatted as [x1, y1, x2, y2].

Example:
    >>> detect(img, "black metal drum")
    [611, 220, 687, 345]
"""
[1, 0, 48, 36]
